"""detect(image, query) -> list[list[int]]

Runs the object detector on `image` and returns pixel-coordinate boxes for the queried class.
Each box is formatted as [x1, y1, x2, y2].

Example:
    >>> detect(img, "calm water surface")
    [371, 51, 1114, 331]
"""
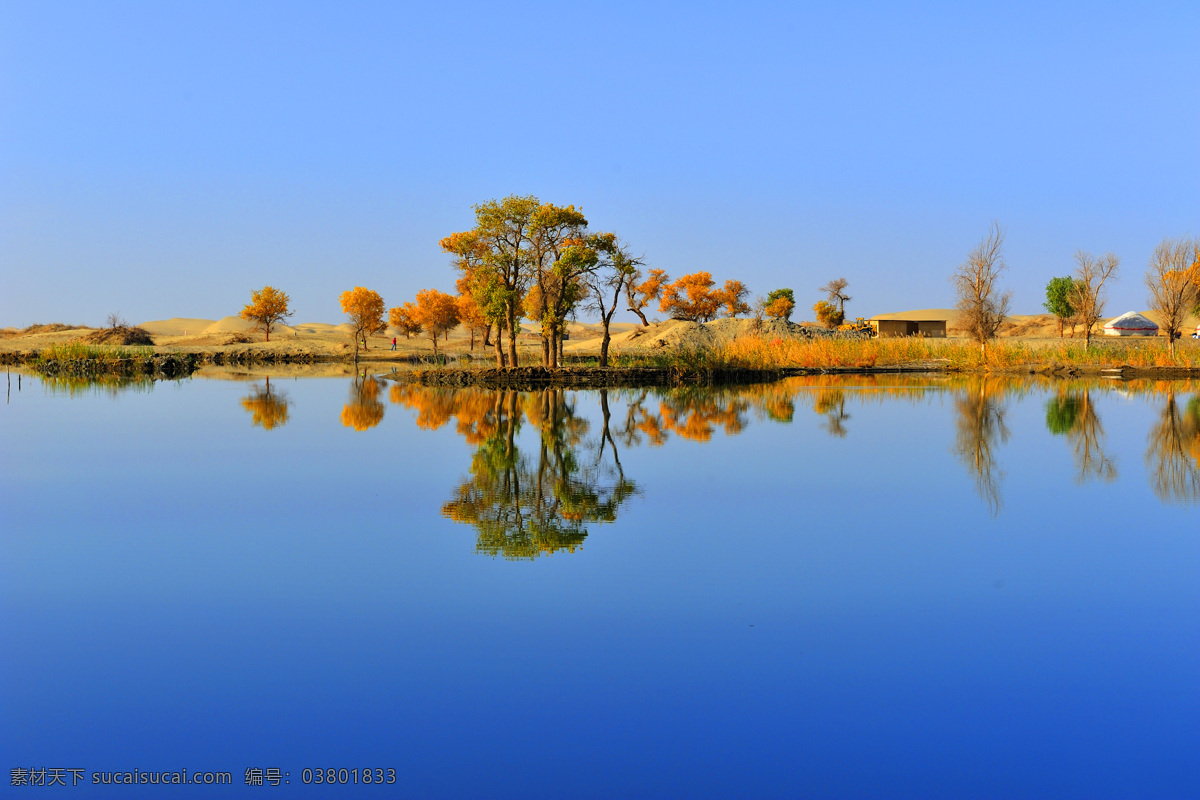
[2, 370, 1197, 798]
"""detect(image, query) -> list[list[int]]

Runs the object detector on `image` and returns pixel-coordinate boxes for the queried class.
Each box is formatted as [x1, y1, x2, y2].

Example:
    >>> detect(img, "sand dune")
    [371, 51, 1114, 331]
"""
[140, 318, 217, 336]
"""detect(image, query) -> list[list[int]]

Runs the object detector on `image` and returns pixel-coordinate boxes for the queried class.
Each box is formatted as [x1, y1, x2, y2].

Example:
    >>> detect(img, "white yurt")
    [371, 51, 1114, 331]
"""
[1103, 311, 1159, 337]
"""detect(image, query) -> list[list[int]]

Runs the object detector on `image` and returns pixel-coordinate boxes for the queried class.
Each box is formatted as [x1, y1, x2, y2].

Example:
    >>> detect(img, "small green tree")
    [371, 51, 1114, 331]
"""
[1043, 276, 1076, 338]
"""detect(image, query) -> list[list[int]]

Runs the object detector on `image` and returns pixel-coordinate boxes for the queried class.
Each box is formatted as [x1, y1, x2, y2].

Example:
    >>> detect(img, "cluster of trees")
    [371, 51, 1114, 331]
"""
[957, 225, 1200, 354]
[441, 196, 643, 368]
[235, 214, 1199, 364]
[1042, 238, 1200, 353]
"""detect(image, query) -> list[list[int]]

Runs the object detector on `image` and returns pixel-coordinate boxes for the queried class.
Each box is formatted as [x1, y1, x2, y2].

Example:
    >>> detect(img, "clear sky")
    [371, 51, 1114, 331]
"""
[2, 1, 1197, 328]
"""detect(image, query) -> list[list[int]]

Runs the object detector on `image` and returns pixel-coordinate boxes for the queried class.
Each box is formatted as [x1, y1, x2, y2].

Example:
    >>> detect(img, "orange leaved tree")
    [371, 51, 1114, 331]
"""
[414, 289, 461, 358]
[456, 291, 489, 351]
[627, 268, 668, 326]
[239, 286, 292, 341]
[660, 272, 721, 322]
[714, 279, 750, 318]
[389, 303, 422, 339]
[340, 287, 386, 358]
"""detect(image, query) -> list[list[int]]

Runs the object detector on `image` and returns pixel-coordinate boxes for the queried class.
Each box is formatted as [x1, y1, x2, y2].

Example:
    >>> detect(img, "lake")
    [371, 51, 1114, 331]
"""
[2, 369, 1197, 798]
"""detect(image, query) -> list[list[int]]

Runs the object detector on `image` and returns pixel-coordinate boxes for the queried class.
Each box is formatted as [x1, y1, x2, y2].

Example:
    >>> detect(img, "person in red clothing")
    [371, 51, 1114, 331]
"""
[391, 337, 397, 351]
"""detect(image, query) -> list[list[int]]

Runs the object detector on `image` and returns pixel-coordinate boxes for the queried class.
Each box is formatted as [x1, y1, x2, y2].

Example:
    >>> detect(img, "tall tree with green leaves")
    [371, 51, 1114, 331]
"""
[527, 203, 591, 368]
[442, 197, 540, 367]
[1043, 276, 1076, 338]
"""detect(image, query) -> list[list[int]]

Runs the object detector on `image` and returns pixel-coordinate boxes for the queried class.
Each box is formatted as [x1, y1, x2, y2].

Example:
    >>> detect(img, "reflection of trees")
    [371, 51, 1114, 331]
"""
[440, 389, 638, 559]
[813, 389, 850, 437]
[1045, 391, 1115, 484]
[1145, 394, 1200, 503]
[953, 380, 1010, 516]
[341, 373, 384, 431]
[241, 376, 291, 430]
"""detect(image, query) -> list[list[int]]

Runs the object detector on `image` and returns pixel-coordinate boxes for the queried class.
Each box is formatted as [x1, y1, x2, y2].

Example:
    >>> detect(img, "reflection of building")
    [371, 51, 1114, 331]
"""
[869, 318, 947, 337]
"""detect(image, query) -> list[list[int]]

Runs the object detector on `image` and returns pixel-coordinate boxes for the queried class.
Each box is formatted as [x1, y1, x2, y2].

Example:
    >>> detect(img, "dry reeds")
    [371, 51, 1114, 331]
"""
[709, 335, 1200, 371]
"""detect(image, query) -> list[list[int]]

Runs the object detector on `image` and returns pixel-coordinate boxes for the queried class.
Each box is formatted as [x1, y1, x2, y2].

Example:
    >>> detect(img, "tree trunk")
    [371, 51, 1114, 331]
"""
[483, 324, 491, 348]
[506, 307, 518, 368]
[494, 327, 505, 367]
[541, 335, 550, 367]
[549, 330, 559, 369]
[600, 332, 611, 367]
[630, 306, 649, 326]
[557, 332, 564, 367]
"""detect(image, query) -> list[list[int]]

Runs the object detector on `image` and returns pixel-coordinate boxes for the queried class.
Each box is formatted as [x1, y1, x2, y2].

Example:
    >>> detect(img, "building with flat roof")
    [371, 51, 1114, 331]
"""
[869, 319, 947, 338]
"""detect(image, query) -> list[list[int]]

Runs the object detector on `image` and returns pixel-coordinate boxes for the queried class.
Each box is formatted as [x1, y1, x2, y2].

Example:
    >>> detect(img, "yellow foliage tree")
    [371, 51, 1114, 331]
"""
[389, 303, 422, 339]
[813, 300, 843, 328]
[660, 271, 721, 322]
[456, 291, 489, 351]
[414, 288, 461, 358]
[627, 268, 668, 326]
[714, 279, 750, 318]
[339, 287, 386, 356]
[765, 296, 795, 320]
[238, 286, 292, 341]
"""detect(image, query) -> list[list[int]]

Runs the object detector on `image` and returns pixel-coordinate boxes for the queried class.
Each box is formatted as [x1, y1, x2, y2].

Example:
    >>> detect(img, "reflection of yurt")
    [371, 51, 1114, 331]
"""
[1103, 311, 1159, 337]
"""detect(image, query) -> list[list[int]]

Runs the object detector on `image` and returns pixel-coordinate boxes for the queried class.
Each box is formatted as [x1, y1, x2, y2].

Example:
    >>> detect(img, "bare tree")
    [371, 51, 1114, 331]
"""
[1145, 237, 1199, 356]
[952, 223, 1011, 354]
[819, 278, 851, 318]
[582, 234, 644, 368]
[1070, 251, 1120, 347]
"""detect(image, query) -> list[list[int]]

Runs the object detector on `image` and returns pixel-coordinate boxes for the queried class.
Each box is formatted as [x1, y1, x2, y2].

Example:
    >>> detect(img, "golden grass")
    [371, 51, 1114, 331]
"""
[712, 335, 1200, 371]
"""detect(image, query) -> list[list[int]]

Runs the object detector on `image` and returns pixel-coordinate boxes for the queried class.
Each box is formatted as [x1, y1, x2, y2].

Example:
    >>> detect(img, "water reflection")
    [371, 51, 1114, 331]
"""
[38, 373, 157, 397]
[390, 387, 638, 559]
[1046, 391, 1117, 484]
[341, 372, 384, 431]
[952, 380, 1010, 516]
[813, 389, 850, 437]
[240, 376, 291, 430]
[1145, 394, 1200, 503]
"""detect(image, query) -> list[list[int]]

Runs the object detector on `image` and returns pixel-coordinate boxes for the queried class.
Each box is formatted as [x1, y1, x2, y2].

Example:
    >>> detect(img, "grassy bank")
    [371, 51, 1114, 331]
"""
[703, 335, 1200, 371]
[32, 343, 197, 377]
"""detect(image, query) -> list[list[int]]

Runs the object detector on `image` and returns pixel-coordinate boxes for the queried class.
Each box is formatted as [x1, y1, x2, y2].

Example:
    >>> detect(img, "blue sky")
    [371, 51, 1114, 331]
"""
[2, 1, 1197, 327]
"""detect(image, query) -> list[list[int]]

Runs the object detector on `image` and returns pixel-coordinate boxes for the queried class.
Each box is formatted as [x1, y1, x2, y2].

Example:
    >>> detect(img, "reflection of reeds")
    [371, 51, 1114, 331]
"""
[37, 373, 157, 398]
[1145, 394, 1200, 503]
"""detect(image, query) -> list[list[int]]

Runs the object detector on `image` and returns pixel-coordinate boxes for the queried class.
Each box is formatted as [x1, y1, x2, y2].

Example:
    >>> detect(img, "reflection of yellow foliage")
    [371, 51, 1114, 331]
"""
[241, 390, 290, 430]
[659, 398, 745, 442]
[390, 384, 503, 444]
[341, 376, 384, 431]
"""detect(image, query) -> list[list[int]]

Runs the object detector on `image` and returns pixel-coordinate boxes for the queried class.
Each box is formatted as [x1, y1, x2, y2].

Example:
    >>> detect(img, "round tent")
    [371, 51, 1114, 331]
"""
[1103, 311, 1159, 337]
